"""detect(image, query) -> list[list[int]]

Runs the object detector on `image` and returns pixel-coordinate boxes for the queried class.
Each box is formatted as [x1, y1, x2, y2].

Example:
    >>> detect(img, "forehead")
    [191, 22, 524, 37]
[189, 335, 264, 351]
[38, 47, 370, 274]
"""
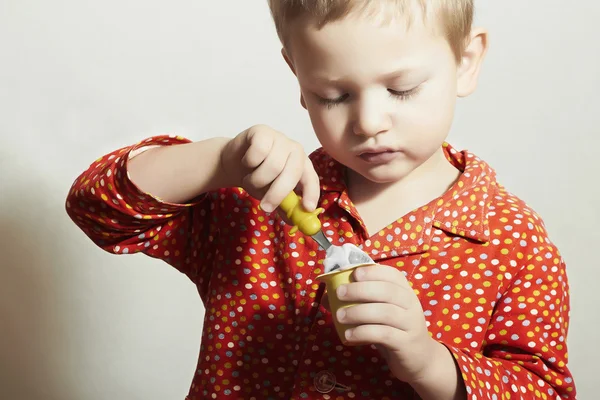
[286, 10, 450, 83]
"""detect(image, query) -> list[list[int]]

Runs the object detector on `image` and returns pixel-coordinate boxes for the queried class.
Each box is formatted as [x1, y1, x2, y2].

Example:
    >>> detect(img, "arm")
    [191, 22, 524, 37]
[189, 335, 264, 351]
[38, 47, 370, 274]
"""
[65, 135, 235, 295]
[441, 243, 575, 400]
[127, 136, 236, 204]
[127, 124, 320, 211]
[66, 127, 320, 294]
[410, 341, 466, 400]
[396, 236, 575, 400]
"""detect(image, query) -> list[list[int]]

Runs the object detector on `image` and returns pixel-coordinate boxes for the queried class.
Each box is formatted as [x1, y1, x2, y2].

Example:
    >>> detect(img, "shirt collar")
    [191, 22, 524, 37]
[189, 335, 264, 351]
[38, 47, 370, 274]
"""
[309, 142, 496, 243]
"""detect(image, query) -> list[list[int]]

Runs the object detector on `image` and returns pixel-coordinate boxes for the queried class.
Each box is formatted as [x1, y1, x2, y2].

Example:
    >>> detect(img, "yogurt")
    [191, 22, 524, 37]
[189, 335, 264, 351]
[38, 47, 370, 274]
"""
[323, 243, 374, 273]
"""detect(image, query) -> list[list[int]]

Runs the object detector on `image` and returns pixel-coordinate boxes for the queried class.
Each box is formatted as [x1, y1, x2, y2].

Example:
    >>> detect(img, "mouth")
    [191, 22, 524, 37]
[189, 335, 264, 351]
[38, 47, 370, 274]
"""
[358, 148, 401, 164]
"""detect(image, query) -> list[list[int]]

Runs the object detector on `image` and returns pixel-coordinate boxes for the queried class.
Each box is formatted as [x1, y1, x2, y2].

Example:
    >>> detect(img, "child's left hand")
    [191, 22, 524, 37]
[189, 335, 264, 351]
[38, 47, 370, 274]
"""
[329, 264, 447, 385]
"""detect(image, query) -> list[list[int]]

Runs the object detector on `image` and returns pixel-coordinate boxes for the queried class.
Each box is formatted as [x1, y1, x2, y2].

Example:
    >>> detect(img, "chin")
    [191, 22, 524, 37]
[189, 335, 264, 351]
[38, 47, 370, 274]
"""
[353, 164, 414, 184]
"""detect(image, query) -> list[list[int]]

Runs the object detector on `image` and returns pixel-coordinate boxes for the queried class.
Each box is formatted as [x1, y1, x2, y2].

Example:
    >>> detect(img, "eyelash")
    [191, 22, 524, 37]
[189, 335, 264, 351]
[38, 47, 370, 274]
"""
[318, 87, 420, 109]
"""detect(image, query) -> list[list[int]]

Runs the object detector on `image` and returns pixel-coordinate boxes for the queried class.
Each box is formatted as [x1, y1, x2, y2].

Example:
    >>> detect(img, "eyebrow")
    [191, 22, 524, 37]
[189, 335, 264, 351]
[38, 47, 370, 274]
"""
[380, 67, 422, 80]
[304, 66, 422, 85]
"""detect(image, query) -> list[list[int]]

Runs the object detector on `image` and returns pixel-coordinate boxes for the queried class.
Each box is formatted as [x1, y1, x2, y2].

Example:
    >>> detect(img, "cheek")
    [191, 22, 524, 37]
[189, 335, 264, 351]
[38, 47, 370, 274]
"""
[400, 85, 456, 142]
[307, 107, 347, 145]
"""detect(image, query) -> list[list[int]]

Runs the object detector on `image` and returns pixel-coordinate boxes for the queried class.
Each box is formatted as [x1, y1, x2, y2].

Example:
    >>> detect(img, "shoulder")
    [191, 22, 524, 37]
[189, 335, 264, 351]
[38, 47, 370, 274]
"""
[456, 146, 560, 257]
[483, 167, 562, 266]
[489, 184, 550, 239]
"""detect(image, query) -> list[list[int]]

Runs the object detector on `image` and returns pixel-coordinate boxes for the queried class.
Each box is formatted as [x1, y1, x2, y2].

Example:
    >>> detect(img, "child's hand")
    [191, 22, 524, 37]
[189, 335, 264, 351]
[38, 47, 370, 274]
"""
[221, 124, 320, 213]
[333, 264, 447, 385]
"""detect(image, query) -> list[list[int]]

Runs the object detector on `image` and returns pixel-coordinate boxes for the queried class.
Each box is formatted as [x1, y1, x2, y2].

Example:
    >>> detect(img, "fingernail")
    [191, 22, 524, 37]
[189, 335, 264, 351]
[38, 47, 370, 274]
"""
[353, 268, 364, 280]
[261, 202, 273, 212]
[304, 200, 316, 211]
[336, 285, 347, 298]
[337, 309, 346, 321]
[345, 328, 354, 340]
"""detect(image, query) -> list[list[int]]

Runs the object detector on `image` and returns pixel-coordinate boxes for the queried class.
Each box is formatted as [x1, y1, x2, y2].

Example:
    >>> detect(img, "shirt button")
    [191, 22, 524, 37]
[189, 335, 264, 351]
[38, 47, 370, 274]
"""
[314, 370, 336, 394]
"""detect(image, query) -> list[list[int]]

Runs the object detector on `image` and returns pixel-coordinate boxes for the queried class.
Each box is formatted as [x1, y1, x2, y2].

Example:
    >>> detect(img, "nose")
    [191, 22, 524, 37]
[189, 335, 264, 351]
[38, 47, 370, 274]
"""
[352, 94, 392, 137]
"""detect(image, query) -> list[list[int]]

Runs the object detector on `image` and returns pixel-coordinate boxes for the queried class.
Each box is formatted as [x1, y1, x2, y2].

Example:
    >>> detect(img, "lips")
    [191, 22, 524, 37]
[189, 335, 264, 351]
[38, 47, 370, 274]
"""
[358, 148, 401, 164]
[358, 147, 396, 155]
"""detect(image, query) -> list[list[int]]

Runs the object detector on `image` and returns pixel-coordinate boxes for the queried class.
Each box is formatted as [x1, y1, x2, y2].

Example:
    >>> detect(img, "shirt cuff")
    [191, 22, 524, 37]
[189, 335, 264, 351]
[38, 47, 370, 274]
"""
[116, 135, 204, 215]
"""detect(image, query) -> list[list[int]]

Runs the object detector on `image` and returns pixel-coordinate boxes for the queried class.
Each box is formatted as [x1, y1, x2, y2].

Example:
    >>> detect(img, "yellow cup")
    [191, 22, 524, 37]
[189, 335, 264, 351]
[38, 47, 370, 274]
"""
[316, 263, 375, 344]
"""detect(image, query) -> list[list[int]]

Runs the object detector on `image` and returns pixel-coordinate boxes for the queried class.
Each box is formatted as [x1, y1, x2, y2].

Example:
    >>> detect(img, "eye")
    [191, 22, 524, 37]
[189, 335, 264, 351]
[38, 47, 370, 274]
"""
[388, 86, 420, 100]
[317, 93, 349, 109]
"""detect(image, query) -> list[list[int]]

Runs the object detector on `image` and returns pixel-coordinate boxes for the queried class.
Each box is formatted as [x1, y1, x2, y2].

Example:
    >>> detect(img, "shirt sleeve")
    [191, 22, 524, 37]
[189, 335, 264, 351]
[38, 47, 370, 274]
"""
[65, 134, 226, 299]
[444, 233, 576, 399]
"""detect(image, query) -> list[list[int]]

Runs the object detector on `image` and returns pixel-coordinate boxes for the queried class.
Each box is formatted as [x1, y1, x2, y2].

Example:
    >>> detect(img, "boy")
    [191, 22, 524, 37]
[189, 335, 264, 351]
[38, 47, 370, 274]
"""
[66, 0, 576, 399]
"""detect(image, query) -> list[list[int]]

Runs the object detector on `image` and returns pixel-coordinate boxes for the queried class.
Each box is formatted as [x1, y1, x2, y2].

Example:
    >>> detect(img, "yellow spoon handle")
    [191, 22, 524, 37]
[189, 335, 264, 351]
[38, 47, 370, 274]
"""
[279, 192, 324, 236]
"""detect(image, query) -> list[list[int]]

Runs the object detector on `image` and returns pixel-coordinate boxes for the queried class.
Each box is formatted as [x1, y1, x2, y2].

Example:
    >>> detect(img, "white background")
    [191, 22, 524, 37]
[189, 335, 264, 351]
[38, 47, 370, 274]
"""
[1, 1, 598, 399]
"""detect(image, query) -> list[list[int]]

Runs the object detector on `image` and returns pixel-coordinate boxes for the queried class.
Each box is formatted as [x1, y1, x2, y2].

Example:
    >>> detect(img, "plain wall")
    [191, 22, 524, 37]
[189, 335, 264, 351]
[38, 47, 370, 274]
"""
[1, 1, 598, 398]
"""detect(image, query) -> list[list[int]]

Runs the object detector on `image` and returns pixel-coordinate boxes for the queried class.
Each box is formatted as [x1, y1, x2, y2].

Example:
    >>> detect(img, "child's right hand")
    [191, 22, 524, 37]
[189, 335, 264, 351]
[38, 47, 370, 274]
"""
[221, 124, 321, 213]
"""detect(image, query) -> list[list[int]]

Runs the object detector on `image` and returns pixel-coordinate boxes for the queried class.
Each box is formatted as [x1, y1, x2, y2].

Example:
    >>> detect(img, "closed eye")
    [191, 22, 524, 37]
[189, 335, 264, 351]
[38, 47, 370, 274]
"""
[388, 86, 420, 100]
[317, 85, 421, 109]
[317, 93, 350, 109]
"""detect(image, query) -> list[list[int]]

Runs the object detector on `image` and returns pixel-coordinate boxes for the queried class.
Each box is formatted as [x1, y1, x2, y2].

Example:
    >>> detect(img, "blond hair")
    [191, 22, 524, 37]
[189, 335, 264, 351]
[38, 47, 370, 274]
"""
[267, 0, 473, 61]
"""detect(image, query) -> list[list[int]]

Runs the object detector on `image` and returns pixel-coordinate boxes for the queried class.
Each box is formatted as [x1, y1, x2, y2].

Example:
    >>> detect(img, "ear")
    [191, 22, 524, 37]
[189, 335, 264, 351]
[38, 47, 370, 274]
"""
[457, 28, 489, 97]
[282, 48, 308, 110]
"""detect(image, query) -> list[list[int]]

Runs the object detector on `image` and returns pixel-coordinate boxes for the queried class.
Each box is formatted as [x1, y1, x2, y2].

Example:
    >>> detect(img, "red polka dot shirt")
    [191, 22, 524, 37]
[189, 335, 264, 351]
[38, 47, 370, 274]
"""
[66, 135, 576, 399]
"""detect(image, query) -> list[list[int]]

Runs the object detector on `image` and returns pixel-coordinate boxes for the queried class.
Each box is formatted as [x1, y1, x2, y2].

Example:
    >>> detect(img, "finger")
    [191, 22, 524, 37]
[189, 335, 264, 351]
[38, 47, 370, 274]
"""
[353, 264, 410, 289]
[344, 324, 406, 350]
[241, 129, 274, 169]
[261, 147, 304, 211]
[337, 303, 408, 330]
[337, 281, 412, 309]
[243, 143, 289, 190]
[296, 159, 321, 211]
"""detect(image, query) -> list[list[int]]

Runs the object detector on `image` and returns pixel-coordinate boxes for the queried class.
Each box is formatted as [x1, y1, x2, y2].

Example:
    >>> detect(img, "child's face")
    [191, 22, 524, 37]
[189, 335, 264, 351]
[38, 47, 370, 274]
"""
[285, 11, 481, 185]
